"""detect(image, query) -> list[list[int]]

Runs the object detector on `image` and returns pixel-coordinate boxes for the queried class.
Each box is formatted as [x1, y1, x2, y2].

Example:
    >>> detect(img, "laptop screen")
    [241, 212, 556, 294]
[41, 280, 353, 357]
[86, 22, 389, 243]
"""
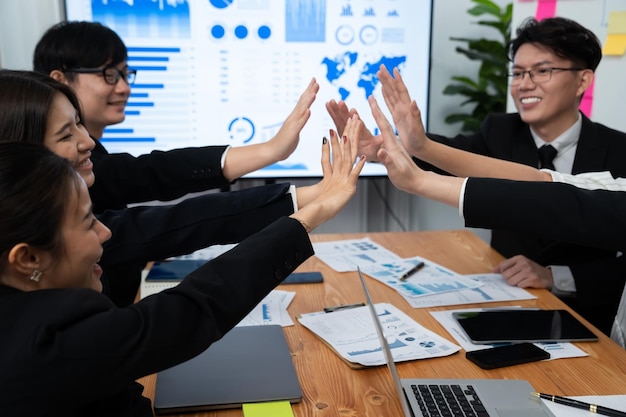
[357, 266, 413, 417]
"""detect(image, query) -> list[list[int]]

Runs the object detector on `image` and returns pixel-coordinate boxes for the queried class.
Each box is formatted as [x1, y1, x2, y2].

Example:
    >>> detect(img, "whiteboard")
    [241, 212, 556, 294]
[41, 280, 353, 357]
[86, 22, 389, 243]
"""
[510, 0, 626, 132]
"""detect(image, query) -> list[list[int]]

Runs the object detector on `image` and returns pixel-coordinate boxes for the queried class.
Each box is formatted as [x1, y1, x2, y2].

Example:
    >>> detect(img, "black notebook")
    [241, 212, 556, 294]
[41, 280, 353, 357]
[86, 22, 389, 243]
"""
[145, 260, 206, 281]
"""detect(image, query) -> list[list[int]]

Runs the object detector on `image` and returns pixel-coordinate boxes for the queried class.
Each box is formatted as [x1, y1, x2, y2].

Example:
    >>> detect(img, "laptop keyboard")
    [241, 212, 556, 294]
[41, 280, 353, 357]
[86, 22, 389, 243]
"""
[410, 384, 490, 417]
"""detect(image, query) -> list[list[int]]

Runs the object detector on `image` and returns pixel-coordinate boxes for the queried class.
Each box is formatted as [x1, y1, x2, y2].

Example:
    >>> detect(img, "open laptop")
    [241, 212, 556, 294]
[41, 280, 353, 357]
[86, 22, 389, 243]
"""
[356, 267, 556, 417]
[153, 325, 302, 414]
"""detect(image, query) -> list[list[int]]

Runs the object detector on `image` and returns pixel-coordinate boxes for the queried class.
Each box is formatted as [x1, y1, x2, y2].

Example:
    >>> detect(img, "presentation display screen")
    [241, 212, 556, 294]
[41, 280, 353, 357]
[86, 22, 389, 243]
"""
[64, 0, 433, 178]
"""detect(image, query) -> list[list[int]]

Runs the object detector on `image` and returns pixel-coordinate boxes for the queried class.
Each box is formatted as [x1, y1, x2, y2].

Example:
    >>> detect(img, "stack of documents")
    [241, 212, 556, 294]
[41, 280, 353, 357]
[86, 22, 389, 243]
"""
[312, 238, 536, 308]
[298, 302, 460, 368]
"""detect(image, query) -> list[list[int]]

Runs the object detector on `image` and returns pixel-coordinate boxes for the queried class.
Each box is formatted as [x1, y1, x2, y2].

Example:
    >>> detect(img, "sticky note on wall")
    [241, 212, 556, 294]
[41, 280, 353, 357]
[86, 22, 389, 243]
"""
[603, 11, 626, 56]
[535, 0, 557, 20]
[515, 0, 557, 20]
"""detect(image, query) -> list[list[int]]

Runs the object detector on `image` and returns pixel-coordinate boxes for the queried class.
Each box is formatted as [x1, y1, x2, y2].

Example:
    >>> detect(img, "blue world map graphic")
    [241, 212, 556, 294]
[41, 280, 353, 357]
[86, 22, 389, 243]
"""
[322, 52, 406, 100]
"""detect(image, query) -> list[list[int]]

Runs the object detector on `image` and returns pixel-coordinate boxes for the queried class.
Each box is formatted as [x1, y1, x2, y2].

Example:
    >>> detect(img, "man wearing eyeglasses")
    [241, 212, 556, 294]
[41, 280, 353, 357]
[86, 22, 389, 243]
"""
[328, 17, 626, 335]
[34, 21, 319, 213]
[32, 21, 321, 309]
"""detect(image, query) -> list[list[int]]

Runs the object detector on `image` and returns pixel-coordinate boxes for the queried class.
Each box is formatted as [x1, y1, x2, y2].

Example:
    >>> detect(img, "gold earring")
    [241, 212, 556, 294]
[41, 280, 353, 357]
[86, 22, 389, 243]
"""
[29, 270, 42, 282]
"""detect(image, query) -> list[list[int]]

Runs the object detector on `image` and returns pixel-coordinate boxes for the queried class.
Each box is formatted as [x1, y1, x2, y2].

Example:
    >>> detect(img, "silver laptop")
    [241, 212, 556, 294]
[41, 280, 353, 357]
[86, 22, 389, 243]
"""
[153, 325, 302, 414]
[356, 267, 555, 417]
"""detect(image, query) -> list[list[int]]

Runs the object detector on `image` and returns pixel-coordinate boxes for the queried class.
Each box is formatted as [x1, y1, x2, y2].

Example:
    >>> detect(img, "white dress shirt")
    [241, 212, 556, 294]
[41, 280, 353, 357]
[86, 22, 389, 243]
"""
[530, 113, 581, 174]
[530, 115, 583, 295]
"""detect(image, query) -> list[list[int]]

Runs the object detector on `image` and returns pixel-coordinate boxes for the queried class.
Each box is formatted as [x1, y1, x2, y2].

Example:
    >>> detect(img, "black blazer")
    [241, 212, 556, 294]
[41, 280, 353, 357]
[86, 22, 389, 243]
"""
[422, 113, 626, 334]
[90, 140, 232, 213]
[464, 178, 626, 257]
[0, 217, 313, 417]
[98, 183, 295, 267]
[97, 182, 296, 307]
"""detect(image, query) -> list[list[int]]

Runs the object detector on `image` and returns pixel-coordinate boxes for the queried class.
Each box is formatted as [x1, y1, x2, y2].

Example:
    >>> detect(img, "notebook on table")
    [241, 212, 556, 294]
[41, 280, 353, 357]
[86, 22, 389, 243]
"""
[356, 267, 556, 417]
[153, 325, 302, 414]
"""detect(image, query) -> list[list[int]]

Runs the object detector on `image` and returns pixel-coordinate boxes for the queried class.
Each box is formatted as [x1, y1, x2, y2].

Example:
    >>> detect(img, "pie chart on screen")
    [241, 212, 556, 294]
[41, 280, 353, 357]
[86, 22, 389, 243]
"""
[209, 0, 233, 9]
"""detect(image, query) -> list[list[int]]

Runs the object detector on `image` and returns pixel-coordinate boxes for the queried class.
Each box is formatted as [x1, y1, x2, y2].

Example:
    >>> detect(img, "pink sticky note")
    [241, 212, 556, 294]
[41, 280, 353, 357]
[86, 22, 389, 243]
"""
[536, 0, 557, 20]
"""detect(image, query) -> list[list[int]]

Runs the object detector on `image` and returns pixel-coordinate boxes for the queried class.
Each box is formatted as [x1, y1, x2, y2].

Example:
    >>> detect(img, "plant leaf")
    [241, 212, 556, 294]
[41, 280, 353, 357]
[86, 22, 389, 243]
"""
[444, 0, 512, 132]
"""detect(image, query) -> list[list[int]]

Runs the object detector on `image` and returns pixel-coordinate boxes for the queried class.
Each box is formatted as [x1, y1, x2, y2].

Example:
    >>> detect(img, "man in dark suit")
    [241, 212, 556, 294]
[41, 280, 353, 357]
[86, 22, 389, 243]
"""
[328, 17, 626, 334]
[420, 111, 626, 335]
[421, 18, 626, 335]
[34, 21, 319, 214]
[366, 90, 626, 345]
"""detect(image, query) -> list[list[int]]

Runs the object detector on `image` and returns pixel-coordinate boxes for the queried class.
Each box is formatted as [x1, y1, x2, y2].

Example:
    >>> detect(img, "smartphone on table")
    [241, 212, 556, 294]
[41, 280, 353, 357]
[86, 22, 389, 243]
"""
[465, 343, 550, 369]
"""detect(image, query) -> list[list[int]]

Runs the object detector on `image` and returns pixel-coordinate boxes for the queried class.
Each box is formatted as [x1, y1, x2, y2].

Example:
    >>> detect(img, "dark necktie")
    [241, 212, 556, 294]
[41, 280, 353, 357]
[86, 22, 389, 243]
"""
[538, 144, 557, 170]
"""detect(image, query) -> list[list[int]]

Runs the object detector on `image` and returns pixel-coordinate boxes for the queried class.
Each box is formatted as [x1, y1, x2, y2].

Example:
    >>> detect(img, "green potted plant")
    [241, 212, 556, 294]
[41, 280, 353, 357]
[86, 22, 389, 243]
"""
[443, 0, 512, 133]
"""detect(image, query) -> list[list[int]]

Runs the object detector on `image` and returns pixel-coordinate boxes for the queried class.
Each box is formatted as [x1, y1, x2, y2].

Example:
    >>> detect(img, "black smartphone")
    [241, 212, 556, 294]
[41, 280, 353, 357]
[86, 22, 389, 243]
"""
[280, 271, 324, 285]
[465, 343, 550, 370]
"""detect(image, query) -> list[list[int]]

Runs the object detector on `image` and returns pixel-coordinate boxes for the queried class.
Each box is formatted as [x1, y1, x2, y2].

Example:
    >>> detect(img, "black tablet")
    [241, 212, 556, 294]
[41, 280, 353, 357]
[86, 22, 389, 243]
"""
[453, 309, 598, 344]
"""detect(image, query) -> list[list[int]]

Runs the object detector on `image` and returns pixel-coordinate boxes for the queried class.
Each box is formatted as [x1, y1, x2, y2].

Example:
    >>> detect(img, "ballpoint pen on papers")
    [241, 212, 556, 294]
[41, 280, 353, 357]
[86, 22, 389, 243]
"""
[323, 303, 365, 313]
[399, 261, 426, 281]
[531, 392, 626, 417]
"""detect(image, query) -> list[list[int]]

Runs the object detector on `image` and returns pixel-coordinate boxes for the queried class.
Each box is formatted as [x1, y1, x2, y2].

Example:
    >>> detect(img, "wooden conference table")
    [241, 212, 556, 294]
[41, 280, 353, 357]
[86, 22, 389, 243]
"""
[137, 230, 626, 416]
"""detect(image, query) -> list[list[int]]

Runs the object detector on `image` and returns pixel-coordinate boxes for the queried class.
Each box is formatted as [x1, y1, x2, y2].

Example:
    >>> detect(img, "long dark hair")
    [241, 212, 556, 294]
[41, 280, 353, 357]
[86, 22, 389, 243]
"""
[0, 142, 80, 272]
[0, 70, 84, 145]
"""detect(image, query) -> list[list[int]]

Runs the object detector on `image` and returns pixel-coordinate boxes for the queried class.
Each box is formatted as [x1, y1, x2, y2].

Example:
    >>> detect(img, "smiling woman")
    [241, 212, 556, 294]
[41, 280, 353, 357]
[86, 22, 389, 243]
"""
[44, 90, 96, 185]
[0, 69, 364, 314]
[0, 144, 88, 285]
[0, 144, 110, 292]
[0, 70, 97, 185]
[0, 121, 364, 415]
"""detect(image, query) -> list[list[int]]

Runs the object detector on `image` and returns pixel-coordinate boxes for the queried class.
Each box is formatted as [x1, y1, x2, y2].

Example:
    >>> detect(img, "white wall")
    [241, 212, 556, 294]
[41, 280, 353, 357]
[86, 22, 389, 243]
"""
[0, 1, 64, 69]
[0, 0, 507, 240]
[508, 1, 626, 133]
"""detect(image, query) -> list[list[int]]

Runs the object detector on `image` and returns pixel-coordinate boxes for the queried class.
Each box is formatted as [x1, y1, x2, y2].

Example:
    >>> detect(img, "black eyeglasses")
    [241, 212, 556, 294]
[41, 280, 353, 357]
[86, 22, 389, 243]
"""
[64, 67, 137, 85]
[507, 67, 584, 85]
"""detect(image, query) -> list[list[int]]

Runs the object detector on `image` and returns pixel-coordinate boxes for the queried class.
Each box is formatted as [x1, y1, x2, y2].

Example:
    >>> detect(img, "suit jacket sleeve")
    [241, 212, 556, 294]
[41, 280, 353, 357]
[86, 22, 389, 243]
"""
[90, 141, 232, 211]
[429, 116, 626, 333]
[463, 178, 626, 252]
[415, 114, 515, 175]
[463, 179, 626, 334]
[4, 217, 312, 413]
[97, 182, 295, 268]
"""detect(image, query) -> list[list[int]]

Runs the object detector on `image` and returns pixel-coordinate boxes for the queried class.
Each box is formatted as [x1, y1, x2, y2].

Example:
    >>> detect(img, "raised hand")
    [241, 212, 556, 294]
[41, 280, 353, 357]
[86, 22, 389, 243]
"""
[368, 95, 423, 194]
[326, 99, 382, 162]
[222, 78, 319, 181]
[291, 116, 365, 232]
[325, 99, 354, 137]
[377, 65, 428, 158]
[368, 94, 465, 208]
[269, 77, 320, 161]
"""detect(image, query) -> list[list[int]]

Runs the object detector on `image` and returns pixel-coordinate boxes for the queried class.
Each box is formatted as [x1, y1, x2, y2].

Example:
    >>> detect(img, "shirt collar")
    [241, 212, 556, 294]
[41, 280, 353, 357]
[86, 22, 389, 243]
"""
[530, 113, 582, 154]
